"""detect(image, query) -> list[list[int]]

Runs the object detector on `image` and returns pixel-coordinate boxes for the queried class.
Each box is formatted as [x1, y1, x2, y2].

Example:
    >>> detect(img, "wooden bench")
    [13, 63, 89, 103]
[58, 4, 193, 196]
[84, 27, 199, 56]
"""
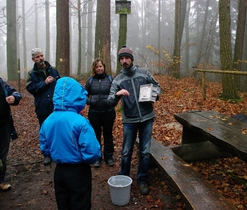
[173, 110, 247, 162]
[136, 138, 237, 210]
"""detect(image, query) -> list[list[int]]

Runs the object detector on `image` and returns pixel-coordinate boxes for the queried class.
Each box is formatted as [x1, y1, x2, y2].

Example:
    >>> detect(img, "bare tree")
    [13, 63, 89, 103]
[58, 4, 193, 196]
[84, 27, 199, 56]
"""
[35, 0, 38, 47]
[172, 0, 182, 78]
[87, 0, 94, 73]
[56, 0, 70, 76]
[233, 0, 247, 90]
[195, 0, 210, 67]
[219, 0, 239, 100]
[7, 0, 18, 81]
[45, 0, 51, 62]
[94, 0, 111, 73]
[22, 0, 27, 78]
[77, 0, 82, 75]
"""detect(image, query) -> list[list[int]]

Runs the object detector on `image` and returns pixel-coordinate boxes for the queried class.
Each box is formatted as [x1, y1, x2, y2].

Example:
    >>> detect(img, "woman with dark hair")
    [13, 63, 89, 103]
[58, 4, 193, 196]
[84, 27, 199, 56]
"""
[85, 58, 115, 168]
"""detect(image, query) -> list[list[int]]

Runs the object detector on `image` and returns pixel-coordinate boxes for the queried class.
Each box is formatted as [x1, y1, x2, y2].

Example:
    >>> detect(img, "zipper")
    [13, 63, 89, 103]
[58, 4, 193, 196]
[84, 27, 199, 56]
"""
[130, 77, 142, 121]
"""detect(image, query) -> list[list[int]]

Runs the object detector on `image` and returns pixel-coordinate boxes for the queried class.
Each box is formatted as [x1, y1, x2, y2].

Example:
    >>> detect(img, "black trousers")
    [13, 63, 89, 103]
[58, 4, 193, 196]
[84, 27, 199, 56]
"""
[88, 109, 115, 161]
[0, 125, 10, 183]
[54, 163, 92, 210]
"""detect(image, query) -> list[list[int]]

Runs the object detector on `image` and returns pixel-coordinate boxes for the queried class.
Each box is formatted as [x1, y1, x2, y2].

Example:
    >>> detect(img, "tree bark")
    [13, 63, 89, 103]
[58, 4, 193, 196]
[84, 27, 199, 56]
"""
[45, 0, 51, 62]
[219, 0, 239, 100]
[22, 0, 27, 78]
[95, 0, 111, 73]
[56, 0, 70, 76]
[172, 0, 181, 78]
[77, 0, 82, 75]
[233, 0, 247, 89]
[7, 0, 18, 81]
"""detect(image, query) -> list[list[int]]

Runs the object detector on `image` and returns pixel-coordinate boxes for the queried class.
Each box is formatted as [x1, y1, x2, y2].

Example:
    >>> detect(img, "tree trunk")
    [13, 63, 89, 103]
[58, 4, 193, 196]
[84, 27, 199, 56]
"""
[95, 0, 111, 73]
[87, 0, 94, 73]
[77, 0, 82, 75]
[180, 0, 187, 43]
[184, 0, 190, 75]
[195, 0, 210, 67]
[45, 0, 51, 62]
[35, 0, 38, 47]
[241, 3, 247, 91]
[56, 0, 70, 76]
[7, 0, 18, 81]
[22, 0, 27, 79]
[204, 10, 218, 66]
[219, 0, 239, 100]
[233, 0, 247, 89]
[172, 0, 181, 78]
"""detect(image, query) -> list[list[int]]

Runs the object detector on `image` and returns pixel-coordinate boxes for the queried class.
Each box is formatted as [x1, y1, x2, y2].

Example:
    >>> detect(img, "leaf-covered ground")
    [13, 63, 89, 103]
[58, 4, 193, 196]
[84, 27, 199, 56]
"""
[0, 75, 246, 210]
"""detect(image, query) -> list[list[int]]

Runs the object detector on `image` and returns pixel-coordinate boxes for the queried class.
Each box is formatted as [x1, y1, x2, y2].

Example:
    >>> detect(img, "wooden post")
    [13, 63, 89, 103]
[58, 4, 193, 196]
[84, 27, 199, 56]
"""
[194, 69, 247, 100]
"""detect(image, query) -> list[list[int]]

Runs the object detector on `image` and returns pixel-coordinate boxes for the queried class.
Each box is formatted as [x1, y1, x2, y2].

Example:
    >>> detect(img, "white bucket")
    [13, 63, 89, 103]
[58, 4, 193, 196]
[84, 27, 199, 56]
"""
[107, 175, 132, 206]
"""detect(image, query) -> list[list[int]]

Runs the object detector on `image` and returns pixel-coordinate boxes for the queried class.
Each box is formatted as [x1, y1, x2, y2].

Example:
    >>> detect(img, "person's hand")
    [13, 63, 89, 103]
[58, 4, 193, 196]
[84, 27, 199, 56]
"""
[45, 76, 54, 84]
[116, 89, 130, 97]
[6, 96, 15, 104]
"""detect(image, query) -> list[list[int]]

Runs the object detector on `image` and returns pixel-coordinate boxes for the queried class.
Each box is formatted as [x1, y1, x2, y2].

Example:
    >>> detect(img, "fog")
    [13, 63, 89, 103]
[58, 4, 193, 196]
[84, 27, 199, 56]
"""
[0, 0, 241, 80]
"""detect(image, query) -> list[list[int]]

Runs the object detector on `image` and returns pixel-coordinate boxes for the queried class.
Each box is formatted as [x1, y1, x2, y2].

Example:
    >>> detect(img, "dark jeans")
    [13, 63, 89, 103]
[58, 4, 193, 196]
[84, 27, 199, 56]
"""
[54, 163, 92, 210]
[0, 125, 10, 183]
[88, 109, 115, 161]
[119, 119, 153, 184]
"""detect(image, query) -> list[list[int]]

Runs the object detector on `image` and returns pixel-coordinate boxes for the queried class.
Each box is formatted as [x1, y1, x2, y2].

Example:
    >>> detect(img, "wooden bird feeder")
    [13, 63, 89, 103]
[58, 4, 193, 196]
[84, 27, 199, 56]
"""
[115, 0, 131, 14]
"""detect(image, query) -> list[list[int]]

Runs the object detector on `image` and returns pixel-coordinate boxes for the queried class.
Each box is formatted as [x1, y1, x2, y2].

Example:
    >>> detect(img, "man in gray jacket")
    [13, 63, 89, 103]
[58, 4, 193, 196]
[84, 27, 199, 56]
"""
[108, 46, 161, 195]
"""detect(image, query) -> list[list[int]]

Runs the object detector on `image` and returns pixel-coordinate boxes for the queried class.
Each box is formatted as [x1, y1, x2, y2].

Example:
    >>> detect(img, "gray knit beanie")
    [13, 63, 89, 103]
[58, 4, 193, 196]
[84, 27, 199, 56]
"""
[118, 46, 134, 61]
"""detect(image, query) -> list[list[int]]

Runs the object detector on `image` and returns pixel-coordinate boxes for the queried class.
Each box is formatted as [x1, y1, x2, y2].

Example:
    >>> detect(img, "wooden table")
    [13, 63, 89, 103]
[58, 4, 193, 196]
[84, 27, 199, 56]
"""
[173, 110, 247, 162]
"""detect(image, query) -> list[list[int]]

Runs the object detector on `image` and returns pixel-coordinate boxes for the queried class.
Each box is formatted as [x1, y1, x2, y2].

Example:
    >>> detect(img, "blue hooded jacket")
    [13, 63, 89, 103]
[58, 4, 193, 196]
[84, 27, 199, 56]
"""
[39, 77, 101, 164]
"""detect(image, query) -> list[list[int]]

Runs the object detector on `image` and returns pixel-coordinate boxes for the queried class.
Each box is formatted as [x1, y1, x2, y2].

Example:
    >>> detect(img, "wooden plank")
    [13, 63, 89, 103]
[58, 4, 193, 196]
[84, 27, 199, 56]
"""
[149, 139, 237, 210]
[194, 110, 247, 133]
[174, 111, 247, 161]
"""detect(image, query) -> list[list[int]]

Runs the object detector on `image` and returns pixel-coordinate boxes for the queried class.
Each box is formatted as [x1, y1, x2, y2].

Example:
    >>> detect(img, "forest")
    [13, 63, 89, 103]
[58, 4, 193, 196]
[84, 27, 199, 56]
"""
[1, 1, 247, 209]
[0, 0, 247, 100]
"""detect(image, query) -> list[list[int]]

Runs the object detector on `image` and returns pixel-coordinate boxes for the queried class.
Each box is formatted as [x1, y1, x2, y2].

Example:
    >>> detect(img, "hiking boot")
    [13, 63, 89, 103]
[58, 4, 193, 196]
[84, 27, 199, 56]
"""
[94, 160, 101, 168]
[43, 156, 51, 166]
[105, 158, 114, 167]
[138, 182, 149, 195]
[0, 182, 11, 191]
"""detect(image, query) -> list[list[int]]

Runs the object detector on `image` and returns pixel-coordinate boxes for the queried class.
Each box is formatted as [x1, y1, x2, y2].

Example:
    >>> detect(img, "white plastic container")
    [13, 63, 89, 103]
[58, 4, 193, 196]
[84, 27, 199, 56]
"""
[107, 175, 132, 206]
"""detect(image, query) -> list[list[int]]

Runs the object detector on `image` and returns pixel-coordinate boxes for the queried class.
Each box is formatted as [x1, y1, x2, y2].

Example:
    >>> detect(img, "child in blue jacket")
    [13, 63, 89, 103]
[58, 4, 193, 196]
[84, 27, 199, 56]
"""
[40, 77, 101, 210]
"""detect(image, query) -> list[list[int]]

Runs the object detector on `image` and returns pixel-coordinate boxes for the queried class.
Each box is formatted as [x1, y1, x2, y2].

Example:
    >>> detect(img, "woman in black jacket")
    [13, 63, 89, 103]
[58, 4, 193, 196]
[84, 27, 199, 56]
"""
[85, 58, 115, 168]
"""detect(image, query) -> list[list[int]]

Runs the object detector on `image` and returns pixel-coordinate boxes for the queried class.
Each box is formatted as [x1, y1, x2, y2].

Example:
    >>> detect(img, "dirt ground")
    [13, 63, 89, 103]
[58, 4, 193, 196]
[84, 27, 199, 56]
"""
[0, 145, 185, 210]
[2, 77, 246, 209]
[0, 80, 185, 210]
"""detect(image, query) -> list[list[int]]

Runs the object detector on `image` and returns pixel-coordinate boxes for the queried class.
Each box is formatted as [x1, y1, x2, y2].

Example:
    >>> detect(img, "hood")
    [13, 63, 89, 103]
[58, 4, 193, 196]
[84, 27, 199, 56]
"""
[53, 77, 88, 113]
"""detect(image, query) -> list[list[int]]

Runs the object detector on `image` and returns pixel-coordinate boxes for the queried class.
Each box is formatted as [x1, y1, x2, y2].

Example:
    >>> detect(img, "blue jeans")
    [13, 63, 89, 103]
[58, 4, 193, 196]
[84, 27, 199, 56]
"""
[119, 119, 153, 184]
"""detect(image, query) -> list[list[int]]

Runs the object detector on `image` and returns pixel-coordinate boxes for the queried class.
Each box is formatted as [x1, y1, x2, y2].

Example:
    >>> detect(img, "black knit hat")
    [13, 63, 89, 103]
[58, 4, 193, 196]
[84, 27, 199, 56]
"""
[118, 46, 134, 61]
